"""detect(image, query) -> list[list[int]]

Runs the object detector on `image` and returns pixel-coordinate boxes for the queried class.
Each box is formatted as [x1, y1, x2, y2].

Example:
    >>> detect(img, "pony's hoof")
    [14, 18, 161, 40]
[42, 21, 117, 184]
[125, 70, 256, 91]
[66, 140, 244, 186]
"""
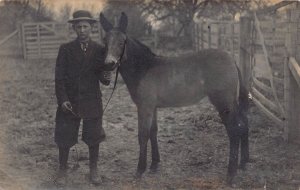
[239, 158, 254, 170]
[88, 171, 103, 186]
[149, 162, 160, 174]
[135, 171, 143, 179]
[248, 158, 255, 163]
[226, 175, 234, 186]
[226, 175, 239, 188]
[239, 163, 247, 170]
[53, 171, 68, 187]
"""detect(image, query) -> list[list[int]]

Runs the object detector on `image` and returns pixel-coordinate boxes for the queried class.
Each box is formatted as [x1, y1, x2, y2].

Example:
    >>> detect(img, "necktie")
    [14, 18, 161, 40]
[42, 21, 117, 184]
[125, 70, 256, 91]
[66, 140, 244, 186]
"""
[80, 42, 88, 53]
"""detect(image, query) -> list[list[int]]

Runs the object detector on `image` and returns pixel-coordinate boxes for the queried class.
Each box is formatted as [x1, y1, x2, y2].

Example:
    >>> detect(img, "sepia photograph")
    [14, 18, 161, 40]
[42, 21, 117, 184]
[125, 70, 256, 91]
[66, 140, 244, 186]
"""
[0, 0, 299, 189]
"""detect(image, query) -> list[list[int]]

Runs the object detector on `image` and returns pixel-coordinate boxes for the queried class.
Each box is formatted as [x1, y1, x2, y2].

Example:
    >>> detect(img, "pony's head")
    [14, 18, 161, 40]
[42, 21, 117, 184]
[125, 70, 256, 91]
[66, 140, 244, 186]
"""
[100, 12, 128, 71]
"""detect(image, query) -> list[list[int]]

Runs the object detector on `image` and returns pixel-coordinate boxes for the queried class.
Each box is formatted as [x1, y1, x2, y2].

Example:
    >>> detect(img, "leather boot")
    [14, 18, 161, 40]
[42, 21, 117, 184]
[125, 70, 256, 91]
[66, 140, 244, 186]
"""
[54, 147, 69, 186]
[54, 168, 67, 186]
[88, 144, 102, 185]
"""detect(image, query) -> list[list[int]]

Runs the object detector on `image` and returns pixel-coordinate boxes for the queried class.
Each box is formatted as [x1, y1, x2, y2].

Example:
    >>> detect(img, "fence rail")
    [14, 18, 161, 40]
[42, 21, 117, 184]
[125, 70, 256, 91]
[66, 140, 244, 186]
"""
[253, 12, 285, 119]
[193, 21, 240, 59]
[21, 22, 103, 59]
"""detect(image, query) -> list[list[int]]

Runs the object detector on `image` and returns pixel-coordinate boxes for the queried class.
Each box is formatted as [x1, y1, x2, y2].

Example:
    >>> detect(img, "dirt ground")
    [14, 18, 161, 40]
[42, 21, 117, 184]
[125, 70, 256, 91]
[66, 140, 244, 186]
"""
[0, 54, 300, 190]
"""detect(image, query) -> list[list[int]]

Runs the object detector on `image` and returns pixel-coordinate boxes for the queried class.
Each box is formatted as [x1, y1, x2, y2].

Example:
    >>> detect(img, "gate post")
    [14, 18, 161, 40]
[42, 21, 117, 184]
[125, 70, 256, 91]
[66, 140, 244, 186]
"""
[239, 12, 252, 91]
[284, 6, 300, 143]
[21, 24, 27, 60]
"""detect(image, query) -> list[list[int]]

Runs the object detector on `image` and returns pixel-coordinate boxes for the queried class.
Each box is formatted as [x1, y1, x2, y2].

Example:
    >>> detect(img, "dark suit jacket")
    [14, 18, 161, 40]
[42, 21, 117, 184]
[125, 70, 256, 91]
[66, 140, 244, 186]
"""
[55, 39, 109, 118]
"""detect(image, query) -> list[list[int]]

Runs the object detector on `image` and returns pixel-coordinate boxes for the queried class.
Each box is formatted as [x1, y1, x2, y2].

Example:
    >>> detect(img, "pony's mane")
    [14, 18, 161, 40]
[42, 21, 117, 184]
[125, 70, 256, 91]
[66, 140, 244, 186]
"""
[125, 37, 157, 78]
[130, 38, 156, 58]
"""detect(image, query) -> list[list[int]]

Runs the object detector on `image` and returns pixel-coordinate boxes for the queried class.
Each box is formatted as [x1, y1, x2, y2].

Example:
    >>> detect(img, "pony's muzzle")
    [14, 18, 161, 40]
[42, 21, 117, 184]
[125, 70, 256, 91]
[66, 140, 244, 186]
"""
[104, 56, 119, 71]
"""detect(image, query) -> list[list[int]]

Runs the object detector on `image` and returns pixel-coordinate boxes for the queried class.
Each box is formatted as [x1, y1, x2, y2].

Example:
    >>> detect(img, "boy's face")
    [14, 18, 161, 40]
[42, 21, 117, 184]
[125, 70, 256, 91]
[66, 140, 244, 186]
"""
[73, 21, 92, 42]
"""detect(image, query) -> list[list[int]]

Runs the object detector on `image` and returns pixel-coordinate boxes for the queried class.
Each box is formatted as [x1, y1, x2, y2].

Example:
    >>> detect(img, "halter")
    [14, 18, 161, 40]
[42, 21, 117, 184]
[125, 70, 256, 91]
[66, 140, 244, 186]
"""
[103, 37, 127, 113]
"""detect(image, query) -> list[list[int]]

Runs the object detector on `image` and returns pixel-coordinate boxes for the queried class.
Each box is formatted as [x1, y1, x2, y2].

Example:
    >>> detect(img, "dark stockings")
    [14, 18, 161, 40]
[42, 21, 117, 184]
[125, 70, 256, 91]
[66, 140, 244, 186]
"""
[89, 144, 99, 171]
[59, 147, 70, 171]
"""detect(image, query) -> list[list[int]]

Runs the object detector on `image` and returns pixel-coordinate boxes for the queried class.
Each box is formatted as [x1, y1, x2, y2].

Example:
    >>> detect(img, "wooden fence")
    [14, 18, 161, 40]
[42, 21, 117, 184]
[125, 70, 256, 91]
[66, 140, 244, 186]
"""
[240, 5, 300, 143]
[193, 15, 286, 125]
[21, 22, 103, 59]
[193, 2, 299, 143]
[193, 20, 240, 61]
[249, 13, 286, 127]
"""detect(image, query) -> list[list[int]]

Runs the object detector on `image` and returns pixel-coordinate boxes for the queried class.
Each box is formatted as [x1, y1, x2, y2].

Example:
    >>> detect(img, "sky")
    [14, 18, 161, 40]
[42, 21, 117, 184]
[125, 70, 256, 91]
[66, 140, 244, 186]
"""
[43, 0, 107, 12]
[0, 0, 291, 20]
[41, 0, 284, 15]
[42, 0, 108, 20]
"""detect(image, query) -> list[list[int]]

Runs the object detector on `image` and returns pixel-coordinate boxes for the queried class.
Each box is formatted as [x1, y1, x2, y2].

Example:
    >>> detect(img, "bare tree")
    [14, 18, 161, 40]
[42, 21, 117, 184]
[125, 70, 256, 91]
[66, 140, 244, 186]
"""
[103, 0, 148, 38]
[36, 0, 42, 17]
[138, 0, 271, 38]
[30, 0, 53, 21]
[59, 3, 72, 22]
[0, 0, 31, 32]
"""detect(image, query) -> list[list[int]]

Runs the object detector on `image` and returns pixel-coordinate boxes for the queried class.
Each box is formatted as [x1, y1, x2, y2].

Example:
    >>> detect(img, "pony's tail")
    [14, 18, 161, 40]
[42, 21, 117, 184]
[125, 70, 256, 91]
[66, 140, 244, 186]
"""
[236, 63, 249, 115]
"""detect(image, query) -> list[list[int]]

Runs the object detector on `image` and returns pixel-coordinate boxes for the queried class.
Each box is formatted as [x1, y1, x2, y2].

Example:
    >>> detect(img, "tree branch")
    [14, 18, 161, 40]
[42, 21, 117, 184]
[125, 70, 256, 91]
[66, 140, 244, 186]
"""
[155, 13, 174, 21]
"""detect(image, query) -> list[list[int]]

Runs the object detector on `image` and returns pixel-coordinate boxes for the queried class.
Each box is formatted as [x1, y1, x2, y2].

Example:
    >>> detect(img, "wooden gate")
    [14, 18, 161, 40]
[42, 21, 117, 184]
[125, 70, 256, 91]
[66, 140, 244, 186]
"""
[194, 1, 300, 143]
[21, 21, 103, 59]
[240, 2, 300, 143]
[246, 12, 286, 127]
[194, 14, 286, 125]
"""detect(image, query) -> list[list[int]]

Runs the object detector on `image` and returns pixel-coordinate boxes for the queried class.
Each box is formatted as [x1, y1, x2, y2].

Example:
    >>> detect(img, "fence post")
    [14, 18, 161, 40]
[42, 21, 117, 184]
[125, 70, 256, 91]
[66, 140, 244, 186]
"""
[37, 24, 41, 58]
[194, 22, 199, 52]
[284, 7, 300, 143]
[17, 23, 22, 49]
[271, 13, 276, 57]
[200, 22, 204, 50]
[196, 23, 199, 52]
[239, 12, 252, 91]
[217, 24, 220, 48]
[208, 23, 211, 49]
[21, 24, 27, 60]
[284, 55, 291, 142]
[284, 9, 292, 142]
[231, 22, 235, 58]
[284, 57, 300, 144]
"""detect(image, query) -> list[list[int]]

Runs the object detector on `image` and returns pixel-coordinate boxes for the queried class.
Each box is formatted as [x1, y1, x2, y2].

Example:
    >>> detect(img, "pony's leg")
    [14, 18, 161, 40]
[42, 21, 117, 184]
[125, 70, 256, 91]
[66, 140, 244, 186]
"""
[227, 129, 240, 184]
[136, 106, 154, 178]
[222, 110, 249, 184]
[149, 109, 160, 172]
[219, 110, 240, 185]
[240, 128, 249, 170]
[208, 92, 240, 185]
[239, 113, 249, 170]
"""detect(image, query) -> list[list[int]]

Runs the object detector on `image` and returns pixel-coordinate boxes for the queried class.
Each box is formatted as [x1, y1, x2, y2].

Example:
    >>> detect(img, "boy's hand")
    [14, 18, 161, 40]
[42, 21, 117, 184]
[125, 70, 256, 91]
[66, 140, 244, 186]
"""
[103, 71, 111, 81]
[61, 101, 72, 113]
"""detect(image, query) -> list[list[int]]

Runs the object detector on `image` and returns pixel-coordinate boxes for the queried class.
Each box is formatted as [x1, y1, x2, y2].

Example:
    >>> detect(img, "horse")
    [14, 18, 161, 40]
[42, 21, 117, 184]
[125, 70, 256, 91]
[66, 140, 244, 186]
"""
[99, 12, 250, 184]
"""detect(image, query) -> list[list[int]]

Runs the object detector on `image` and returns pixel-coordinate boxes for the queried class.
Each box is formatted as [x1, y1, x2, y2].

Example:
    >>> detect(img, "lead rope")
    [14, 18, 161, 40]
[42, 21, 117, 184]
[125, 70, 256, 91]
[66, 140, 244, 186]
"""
[103, 66, 120, 113]
[102, 38, 127, 113]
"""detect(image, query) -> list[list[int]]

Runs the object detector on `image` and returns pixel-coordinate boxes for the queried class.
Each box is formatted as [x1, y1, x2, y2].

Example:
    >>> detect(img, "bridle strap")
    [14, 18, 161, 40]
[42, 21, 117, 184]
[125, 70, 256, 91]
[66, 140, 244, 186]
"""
[103, 38, 127, 113]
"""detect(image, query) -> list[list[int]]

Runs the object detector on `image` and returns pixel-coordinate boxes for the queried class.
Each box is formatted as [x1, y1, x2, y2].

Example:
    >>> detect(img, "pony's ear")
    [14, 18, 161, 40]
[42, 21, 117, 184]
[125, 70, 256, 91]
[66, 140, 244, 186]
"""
[118, 12, 128, 33]
[99, 12, 113, 32]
